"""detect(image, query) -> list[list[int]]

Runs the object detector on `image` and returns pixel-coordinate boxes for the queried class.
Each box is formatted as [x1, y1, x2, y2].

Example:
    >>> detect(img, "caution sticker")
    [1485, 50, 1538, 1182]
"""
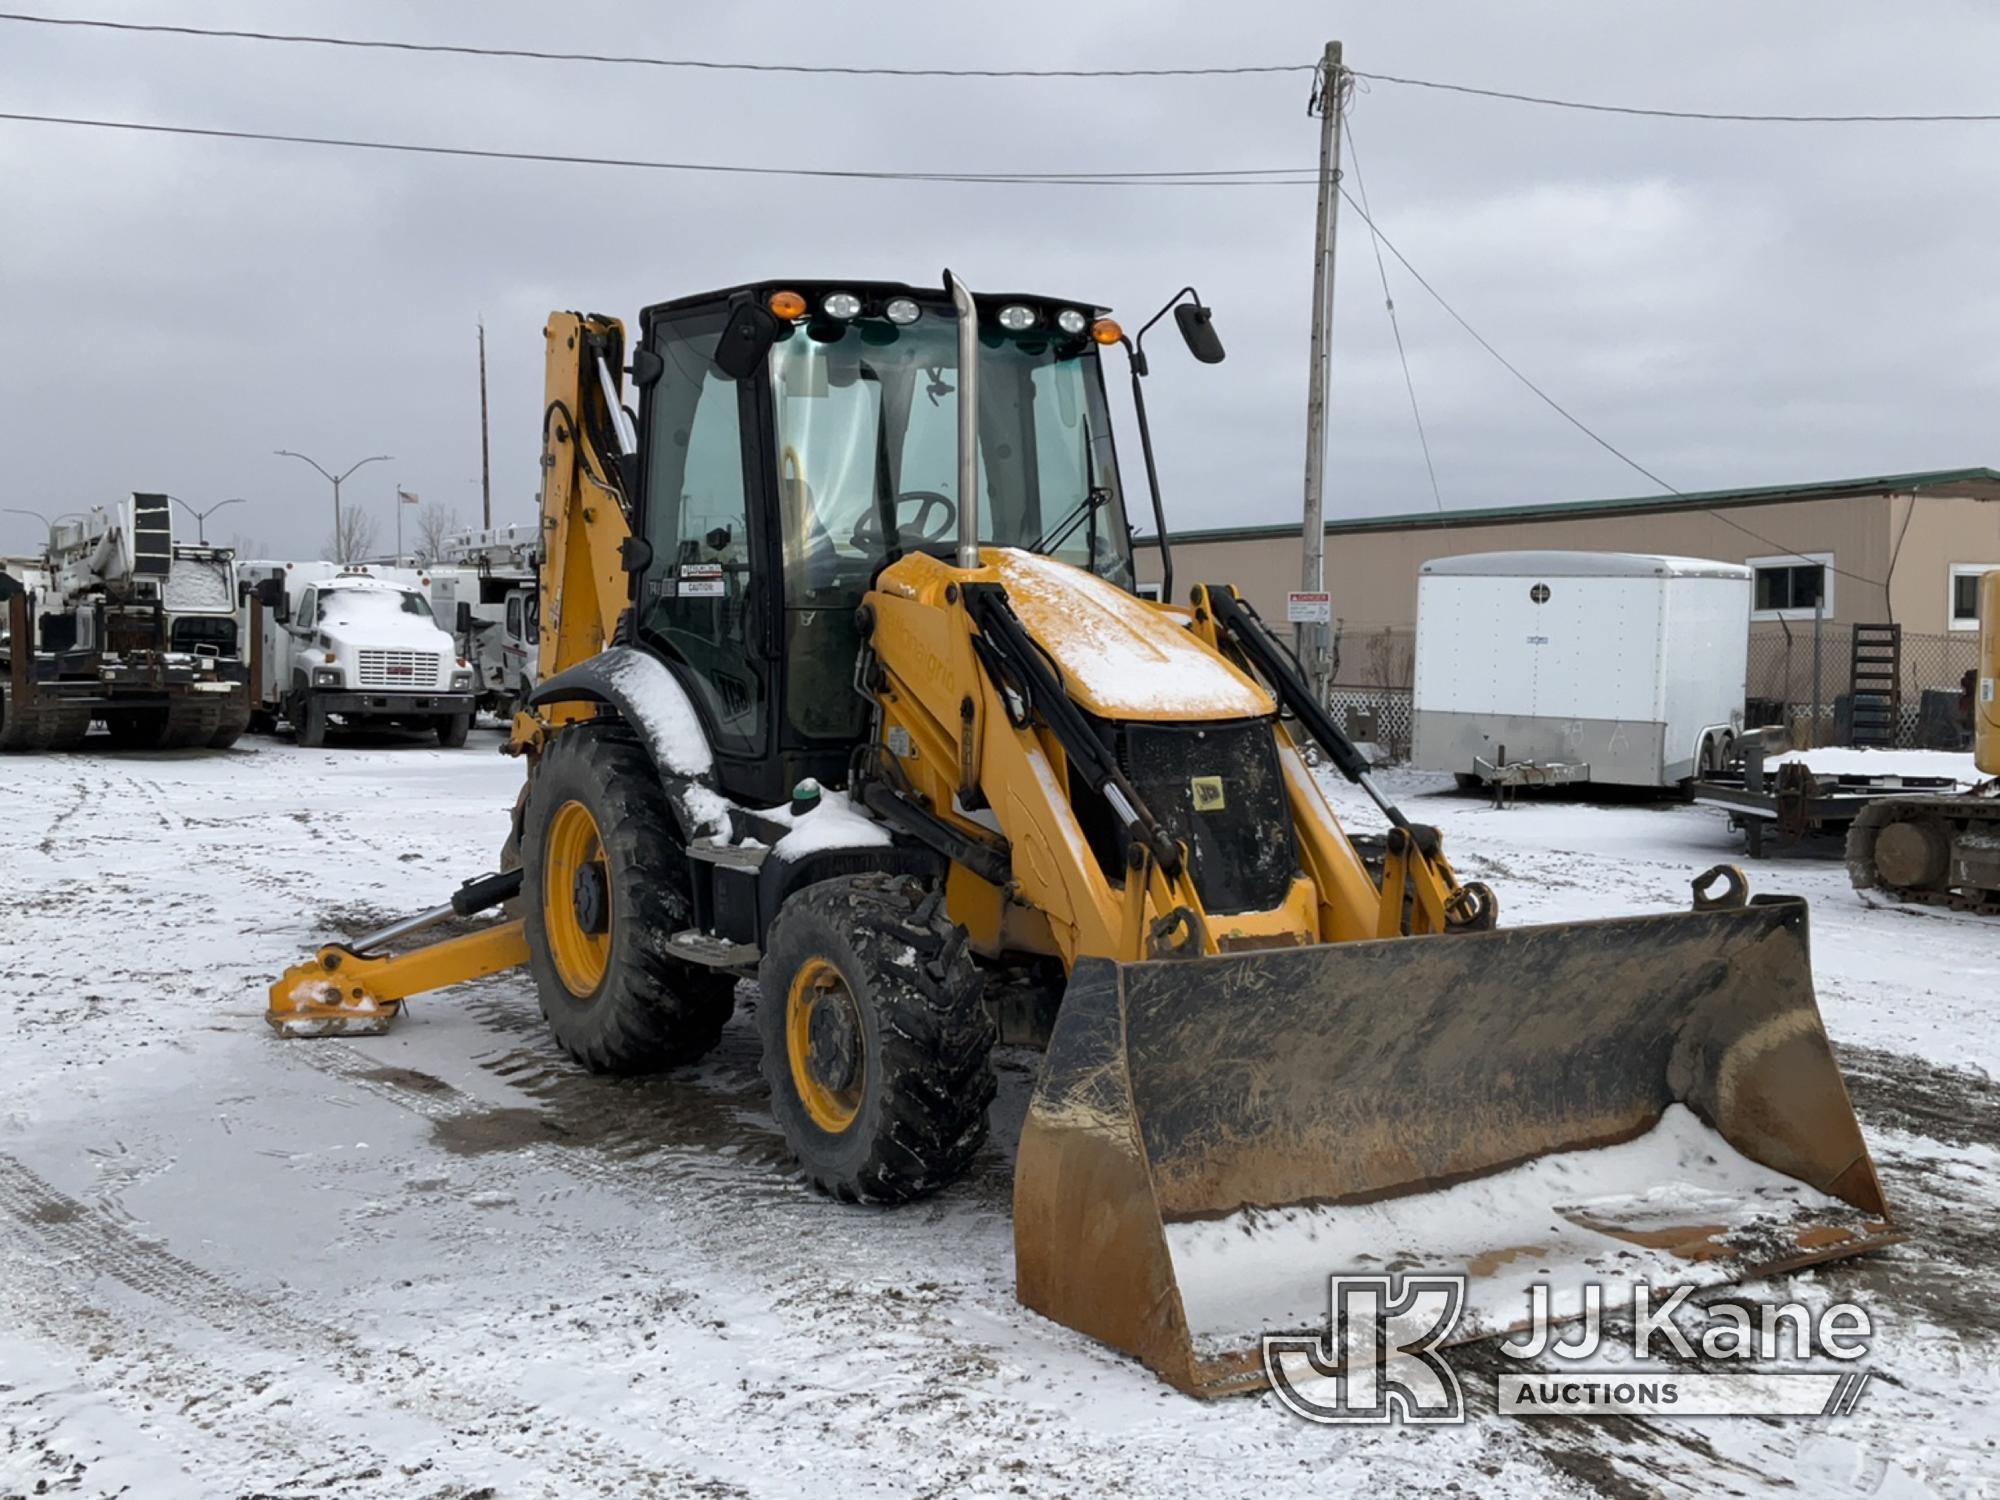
[1190, 775, 1226, 812]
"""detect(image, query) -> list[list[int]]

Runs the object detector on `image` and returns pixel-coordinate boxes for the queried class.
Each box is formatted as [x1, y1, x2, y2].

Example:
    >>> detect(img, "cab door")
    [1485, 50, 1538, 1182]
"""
[633, 308, 768, 760]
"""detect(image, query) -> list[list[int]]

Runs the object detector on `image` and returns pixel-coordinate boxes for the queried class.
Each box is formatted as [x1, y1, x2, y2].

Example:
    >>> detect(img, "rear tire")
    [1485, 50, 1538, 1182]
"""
[522, 730, 736, 1073]
[758, 874, 994, 1203]
[437, 712, 472, 748]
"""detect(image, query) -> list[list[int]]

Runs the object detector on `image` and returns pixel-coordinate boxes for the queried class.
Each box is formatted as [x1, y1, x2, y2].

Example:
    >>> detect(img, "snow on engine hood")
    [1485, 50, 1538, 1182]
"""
[315, 584, 453, 648]
[986, 549, 1270, 722]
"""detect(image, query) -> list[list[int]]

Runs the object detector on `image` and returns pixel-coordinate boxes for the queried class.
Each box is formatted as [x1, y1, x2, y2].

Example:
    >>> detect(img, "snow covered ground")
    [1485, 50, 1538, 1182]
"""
[2, 731, 1997, 1497]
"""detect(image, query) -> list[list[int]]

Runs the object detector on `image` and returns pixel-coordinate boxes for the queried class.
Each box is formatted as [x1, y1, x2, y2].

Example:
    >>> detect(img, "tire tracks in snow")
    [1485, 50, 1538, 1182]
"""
[0, 1152, 733, 1497]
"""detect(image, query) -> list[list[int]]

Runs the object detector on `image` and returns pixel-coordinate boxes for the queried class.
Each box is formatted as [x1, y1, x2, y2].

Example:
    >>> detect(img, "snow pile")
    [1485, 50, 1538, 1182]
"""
[594, 647, 713, 776]
[161, 558, 234, 612]
[1166, 1104, 1854, 1356]
[1772, 745, 1982, 786]
[760, 786, 892, 862]
[989, 548, 1265, 717]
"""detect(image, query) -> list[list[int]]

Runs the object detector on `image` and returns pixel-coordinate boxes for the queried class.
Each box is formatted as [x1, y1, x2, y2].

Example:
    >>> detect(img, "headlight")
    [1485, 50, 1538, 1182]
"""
[996, 304, 1036, 331]
[1055, 308, 1088, 336]
[822, 291, 862, 320]
[312, 666, 342, 687]
[884, 297, 921, 325]
[452, 671, 474, 690]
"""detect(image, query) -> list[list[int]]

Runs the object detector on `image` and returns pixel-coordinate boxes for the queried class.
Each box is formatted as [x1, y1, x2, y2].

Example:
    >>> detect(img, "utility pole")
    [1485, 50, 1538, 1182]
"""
[1298, 39, 1346, 702]
[478, 320, 493, 530]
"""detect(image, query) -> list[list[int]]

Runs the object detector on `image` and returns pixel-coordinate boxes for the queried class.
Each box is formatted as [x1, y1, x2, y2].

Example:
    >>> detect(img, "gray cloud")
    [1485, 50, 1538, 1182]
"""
[4, 0, 1998, 560]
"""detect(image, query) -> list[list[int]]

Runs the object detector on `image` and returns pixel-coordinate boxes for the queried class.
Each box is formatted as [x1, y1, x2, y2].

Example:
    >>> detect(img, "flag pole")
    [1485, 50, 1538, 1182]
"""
[396, 480, 403, 564]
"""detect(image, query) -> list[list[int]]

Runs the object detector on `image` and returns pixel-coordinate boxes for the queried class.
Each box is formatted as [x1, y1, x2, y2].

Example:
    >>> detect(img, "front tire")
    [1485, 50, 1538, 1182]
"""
[437, 712, 472, 748]
[294, 695, 328, 748]
[522, 730, 735, 1073]
[758, 874, 994, 1203]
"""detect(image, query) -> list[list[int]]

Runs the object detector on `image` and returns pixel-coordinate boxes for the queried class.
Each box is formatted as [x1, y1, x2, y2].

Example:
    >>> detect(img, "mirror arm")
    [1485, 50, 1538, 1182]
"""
[1122, 335, 1174, 605]
[1133, 285, 1200, 367]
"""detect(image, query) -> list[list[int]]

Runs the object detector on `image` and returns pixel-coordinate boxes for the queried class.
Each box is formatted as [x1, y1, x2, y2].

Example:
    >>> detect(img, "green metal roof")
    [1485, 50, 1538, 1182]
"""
[1131, 466, 2000, 546]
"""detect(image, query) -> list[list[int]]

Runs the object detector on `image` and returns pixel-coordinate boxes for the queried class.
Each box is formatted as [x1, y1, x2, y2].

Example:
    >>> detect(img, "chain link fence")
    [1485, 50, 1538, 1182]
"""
[1745, 624, 1979, 750]
[1317, 622, 1978, 763]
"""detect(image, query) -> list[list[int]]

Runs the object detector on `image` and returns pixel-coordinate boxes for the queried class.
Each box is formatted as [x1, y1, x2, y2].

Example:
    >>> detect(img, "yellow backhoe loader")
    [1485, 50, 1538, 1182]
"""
[272, 275, 1895, 1395]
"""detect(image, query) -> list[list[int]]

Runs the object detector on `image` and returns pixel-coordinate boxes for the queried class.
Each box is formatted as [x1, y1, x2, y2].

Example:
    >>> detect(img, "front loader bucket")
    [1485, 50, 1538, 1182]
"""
[1014, 898, 1897, 1397]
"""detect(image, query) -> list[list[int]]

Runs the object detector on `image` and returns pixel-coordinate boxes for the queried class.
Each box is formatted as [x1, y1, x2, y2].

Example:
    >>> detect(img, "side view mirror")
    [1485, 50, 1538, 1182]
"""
[255, 575, 289, 623]
[628, 347, 666, 389]
[714, 302, 782, 381]
[1174, 302, 1225, 364]
[455, 601, 474, 635]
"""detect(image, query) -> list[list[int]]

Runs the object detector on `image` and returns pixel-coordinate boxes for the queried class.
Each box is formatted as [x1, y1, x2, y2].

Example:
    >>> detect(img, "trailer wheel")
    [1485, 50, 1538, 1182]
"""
[758, 874, 994, 1203]
[436, 712, 471, 748]
[522, 730, 736, 1073]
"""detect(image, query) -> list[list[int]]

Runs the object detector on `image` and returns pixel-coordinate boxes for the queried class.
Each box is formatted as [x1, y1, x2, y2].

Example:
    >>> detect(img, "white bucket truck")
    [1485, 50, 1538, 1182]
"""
[239, 561, 476, 747]
[428, 524, 538, 714]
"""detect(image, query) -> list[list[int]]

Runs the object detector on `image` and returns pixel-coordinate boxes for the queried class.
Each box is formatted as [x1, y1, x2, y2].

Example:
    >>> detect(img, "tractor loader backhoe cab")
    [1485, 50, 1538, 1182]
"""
[273, 275, 1895, 1396]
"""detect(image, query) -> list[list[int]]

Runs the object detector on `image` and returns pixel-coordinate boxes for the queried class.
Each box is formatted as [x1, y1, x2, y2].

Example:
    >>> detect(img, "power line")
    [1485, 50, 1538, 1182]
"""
[6, 11, 1996, 125]
[0, 11, 1309, 78]
[1342, 111, 1444, 517]
[0, 109, 1322, 186]
[1336, 181, 1886, 584]
[1352, 68, 2000, 124]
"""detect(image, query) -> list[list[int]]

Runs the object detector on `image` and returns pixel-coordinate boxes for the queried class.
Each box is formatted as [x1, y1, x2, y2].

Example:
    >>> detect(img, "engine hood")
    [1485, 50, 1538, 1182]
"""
[985, 549, 1270, 722]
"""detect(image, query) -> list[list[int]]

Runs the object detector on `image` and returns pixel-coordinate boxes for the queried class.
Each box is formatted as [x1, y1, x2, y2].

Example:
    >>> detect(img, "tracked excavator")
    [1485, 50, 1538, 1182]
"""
[1847, 568, 2000, 911]
[272, 276, 1894, 1395]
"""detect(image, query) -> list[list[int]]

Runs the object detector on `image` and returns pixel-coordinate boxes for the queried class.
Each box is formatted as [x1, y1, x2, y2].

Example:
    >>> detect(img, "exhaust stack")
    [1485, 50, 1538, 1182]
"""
[945, 270, 981, 570]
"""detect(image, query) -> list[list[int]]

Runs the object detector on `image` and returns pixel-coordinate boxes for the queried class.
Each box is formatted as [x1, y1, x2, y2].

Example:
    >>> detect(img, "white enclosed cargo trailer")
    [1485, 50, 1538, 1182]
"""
[1411, 551, 1752, 790]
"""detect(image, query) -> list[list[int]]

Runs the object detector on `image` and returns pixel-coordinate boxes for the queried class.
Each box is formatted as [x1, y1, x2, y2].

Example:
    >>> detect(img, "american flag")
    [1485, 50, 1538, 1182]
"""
[397, 488, 421, 506]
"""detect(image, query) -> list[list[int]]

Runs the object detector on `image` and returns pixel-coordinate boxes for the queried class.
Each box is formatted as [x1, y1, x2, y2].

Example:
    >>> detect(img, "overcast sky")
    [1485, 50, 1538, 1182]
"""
[4, 1, 1999, 560]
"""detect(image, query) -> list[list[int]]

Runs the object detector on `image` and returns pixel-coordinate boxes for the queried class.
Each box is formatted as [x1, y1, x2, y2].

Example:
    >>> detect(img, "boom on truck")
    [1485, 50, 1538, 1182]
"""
[1, 493, 250, 751]
[272, 277, 1895, 1395]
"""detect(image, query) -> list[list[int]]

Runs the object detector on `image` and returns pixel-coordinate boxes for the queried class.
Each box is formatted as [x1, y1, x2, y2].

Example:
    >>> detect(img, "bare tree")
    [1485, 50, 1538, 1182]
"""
[413, 501, 463, 564]
[323, 507, 379, 564]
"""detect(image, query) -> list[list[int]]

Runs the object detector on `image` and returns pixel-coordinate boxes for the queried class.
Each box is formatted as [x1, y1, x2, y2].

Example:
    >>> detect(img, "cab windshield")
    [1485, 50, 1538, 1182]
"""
[770, 312, 1132, 604]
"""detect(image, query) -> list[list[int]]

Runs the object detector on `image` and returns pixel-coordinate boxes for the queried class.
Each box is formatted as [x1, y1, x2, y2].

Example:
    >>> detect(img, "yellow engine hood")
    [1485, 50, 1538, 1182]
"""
[986, 549, 1271, 722]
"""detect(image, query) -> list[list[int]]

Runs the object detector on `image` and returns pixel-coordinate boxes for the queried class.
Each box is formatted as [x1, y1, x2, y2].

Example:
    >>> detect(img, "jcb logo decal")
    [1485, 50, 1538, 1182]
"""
[1190, 775, 1226, 812]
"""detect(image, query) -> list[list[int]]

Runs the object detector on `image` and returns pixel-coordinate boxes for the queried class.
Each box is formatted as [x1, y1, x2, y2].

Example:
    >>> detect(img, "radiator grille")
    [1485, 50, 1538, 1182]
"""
[356, 649, 442, 689]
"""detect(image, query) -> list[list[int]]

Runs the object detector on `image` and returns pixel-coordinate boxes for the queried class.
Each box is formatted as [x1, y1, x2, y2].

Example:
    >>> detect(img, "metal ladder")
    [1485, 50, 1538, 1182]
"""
[1848, 623, 1901, 747]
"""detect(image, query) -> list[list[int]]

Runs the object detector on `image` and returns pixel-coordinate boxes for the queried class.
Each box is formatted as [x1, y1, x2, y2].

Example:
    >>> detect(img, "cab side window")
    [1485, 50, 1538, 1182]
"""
[640, 313, 764, 752]
[296, 587, 317, 630]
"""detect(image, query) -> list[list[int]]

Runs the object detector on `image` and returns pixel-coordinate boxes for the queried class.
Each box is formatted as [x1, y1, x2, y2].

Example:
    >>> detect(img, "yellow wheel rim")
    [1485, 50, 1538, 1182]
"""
[786, 957, 865, 1133]
[542, 799, 611, 997]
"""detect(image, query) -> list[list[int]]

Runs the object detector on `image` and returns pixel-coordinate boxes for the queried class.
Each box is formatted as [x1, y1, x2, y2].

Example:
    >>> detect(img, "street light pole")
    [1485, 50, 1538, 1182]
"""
[275, 449, 391, 560]
[166, 495, 247, 544]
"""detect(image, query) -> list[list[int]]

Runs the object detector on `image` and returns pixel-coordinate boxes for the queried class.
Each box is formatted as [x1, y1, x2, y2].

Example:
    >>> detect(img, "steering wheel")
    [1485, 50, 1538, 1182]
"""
[849, 490, 958, 550]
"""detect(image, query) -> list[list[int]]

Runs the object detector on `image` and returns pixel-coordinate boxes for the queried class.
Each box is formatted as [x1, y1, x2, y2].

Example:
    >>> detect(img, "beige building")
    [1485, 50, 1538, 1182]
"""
[1134, 468, 2000, 746]
[1135, 468, 2000, 633]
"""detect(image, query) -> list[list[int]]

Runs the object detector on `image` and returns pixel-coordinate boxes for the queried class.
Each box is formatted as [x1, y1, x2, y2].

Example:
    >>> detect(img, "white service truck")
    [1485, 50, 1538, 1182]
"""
[239, 561, 476, 747]
[429, 524, 538, 714]
[1411, 550, 1752, 790]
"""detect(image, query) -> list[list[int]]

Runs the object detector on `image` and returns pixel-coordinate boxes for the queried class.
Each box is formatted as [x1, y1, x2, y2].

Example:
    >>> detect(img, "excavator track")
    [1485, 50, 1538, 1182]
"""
[1847, 792, 2000, 914]
[0, 687, 92, 752]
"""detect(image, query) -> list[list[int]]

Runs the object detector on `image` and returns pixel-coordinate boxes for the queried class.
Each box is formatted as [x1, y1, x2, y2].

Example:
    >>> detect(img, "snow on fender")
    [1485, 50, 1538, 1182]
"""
[552, 647, 714, 779]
